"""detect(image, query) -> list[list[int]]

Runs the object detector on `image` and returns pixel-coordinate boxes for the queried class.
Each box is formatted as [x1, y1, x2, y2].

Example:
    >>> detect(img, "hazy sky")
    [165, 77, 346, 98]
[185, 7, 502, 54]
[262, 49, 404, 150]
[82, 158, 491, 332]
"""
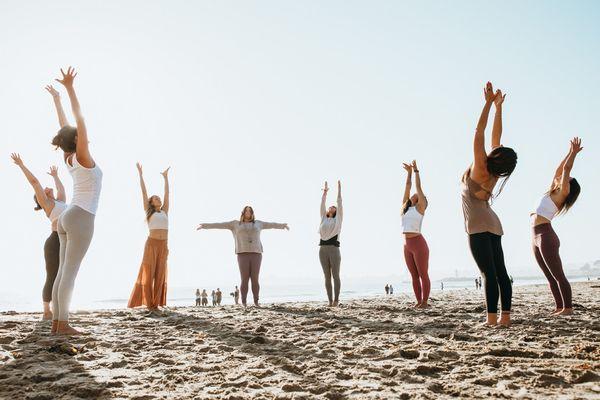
[1, 1, 599, 305]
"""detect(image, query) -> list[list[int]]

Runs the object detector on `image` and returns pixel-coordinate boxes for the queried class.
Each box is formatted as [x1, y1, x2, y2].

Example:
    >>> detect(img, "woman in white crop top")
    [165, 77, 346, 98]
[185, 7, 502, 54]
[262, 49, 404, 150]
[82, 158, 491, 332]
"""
[128, 163, 171, 311]
[11, 154, 67, 321]
[531, 137, 583, 316]
[47, 67, 103, 335]
[401, 160, 431, 308]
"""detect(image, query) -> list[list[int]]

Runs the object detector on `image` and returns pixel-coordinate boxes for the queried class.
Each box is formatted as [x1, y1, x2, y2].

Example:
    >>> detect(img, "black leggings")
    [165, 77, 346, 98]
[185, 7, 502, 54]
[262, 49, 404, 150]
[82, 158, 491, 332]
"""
[468, 232, 512, 313]
[43, 231, 60, 302]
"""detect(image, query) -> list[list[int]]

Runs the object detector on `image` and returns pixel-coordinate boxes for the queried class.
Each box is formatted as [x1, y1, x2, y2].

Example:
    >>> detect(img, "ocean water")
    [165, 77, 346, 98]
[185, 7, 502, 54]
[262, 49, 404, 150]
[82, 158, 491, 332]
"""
[1, 275, 594, 313]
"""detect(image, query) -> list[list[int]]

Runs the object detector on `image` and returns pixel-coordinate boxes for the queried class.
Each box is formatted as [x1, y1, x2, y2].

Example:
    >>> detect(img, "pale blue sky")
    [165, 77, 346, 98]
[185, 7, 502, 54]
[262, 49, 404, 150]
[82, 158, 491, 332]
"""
[1, 1, 599, 304]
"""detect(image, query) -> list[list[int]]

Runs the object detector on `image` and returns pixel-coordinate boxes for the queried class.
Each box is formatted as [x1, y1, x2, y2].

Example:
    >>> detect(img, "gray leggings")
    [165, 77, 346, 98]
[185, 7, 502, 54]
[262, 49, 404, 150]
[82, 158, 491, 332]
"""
[319, 245, 341, 303]
[52, 205, 95, 321]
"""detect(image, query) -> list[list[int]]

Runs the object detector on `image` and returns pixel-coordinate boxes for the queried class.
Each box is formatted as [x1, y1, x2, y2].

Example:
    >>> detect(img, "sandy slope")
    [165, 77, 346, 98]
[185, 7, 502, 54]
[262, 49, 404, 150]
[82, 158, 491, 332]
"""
[0, 282, 599, 399]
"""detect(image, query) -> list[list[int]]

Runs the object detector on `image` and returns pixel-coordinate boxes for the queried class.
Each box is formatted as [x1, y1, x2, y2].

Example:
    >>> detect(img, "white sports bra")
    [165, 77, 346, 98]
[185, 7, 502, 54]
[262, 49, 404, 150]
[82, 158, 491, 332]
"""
[148, 211, 169, 230]
[533, 194, 559, 221]
[401, 206, 424, 233]
[49, 200, 67, 223]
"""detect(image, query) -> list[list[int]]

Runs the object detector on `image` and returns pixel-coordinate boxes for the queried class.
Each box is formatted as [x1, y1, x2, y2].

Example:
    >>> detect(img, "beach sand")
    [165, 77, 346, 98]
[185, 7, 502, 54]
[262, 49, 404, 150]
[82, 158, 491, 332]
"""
[0, 282, 598, 399]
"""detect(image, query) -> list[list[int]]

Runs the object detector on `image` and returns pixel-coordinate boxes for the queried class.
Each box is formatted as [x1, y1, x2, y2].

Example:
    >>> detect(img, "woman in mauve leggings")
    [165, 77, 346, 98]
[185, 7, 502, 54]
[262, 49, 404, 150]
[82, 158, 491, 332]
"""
[531, 137, 583, 316]
[401, 160, 430, 308]
[197, 206, 289, 307]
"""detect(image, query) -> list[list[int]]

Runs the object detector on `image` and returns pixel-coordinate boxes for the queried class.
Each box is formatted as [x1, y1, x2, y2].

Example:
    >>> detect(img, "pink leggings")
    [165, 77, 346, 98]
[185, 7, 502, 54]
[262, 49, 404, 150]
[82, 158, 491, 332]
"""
[403, 235, 430, 304]
[237, 252, 262, 306]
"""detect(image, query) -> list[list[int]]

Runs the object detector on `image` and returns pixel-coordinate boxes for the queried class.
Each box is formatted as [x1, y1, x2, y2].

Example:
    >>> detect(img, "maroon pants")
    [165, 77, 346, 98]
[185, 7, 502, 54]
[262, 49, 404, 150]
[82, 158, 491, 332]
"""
[532, 223, 572, 309]
[403, 235, 430, 304]
[237, 252, 262, 305]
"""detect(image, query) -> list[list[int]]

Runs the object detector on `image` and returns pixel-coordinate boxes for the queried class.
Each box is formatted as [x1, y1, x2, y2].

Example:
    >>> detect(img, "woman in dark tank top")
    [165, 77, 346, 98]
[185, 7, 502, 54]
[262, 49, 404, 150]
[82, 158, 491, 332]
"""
[462, 81, 517, 327]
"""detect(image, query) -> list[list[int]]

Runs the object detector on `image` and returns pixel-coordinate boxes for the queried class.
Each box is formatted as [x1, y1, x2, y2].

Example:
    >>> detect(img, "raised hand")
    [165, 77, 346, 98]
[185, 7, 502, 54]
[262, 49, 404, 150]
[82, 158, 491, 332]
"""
[10, 153, 24, 166]
[323, 181, 329, 193]
[484, 81, 496, 103]
[402, 163, 413, 173]
[55, 66, 78, 88]
[283, 223, 290, 231]
[493, 89, 506, 107]
[411, 160, 419, 171]
[47, 166, 58, 177]
[136, 162, 143, 175]
[161, 167, 171, 178]
[337, 180, 341, 191]
[45, 85, 60, 99]
[196, 224, 204, 231]
[570, 137, 583, 154]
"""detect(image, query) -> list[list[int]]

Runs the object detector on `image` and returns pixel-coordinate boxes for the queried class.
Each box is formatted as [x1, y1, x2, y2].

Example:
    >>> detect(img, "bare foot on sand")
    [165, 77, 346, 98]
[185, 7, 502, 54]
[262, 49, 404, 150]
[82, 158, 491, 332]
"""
[413, 303, 421, 308]
[417, 303, 430, 309]
[332, 301, 339, 307]
[485, 313, 498, 327]
[498, 312, 511, 327]
[42, 312, 53, 321]
[558, 308, 573, 316]
[56, 322, 85, 336]
[51, 320, 58, 334]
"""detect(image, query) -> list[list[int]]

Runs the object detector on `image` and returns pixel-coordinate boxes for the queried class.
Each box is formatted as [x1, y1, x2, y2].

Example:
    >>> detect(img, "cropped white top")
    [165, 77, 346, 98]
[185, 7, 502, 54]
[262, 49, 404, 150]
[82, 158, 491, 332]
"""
[49, 200, 67, 223]
[401, 206, 424, 233]
[67, 154, 103, 215]
[148, 211, 169, 230]
[533, 194, 559, 221]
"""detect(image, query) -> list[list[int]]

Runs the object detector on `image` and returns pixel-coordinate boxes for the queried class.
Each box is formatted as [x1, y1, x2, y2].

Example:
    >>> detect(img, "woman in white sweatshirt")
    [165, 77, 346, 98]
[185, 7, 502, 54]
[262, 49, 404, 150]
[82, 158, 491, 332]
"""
[319, 181, 343, 307]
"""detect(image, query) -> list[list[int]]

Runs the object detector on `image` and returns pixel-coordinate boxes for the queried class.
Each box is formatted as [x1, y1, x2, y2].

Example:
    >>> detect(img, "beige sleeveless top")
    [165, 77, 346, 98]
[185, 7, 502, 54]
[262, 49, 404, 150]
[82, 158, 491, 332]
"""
[461, 174, 503, 236]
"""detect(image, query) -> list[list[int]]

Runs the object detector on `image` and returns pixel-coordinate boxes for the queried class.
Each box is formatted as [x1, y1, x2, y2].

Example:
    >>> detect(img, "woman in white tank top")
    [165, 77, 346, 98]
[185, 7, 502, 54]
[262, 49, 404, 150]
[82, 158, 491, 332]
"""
[128, 163, 171, 310]
[401, 160, 430, 308]
[11, 154, 67, 321]
[530, 137, 583, 316]
[47, 67, 103, 335]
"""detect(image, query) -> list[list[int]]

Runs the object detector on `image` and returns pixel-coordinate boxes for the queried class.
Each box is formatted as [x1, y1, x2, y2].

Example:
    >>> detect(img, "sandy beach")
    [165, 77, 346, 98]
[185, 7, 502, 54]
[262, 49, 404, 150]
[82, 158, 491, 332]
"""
[0, 282, 598, 399]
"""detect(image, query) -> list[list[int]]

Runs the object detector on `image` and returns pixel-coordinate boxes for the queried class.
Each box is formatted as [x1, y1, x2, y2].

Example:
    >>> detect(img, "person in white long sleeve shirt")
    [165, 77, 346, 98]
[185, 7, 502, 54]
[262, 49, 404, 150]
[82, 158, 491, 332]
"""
[319, 180, 343, 306]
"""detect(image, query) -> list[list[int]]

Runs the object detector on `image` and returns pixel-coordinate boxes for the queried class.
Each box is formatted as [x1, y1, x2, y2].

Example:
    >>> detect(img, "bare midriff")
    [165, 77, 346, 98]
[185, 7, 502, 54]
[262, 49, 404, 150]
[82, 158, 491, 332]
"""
[403, 232, 422, 239]
[149, 229, 168, 240]
[531, 214, 551, 228]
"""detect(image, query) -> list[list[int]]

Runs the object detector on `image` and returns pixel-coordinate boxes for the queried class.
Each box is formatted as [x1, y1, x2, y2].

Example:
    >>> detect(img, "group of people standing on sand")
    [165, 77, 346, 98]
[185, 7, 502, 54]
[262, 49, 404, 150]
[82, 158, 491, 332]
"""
[11, 70, 584, 335]
[194, 288, 223, 306]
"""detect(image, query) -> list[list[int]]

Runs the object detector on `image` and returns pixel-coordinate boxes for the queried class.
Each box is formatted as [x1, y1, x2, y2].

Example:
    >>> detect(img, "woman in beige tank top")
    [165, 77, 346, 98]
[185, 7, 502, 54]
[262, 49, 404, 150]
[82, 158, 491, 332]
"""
[461, 82, 517, 327]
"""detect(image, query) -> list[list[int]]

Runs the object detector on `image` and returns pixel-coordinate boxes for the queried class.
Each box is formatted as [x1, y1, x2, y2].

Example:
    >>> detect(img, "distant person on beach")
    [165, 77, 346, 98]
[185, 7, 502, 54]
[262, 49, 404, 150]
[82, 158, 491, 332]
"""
[441, 282, 444, 291]
[48, 67, 103, 335]
[11, 154, 67, 321]
[389, 285, 394, 295]
[385, 284, 389, 295]
[128, 163, 171, 311]
[197, 206, 289, 307]
[195, 289, 201, 306]
[201, 289, 208, 306]
[478, 277, 482, 289]
[401, 160, 430, 308]
[531, 137, 583, 316]
[211, 290, 217, 306]
[216, 288, 222, 305]
[234, 286, 240, 305]
[319, 180, 343, 307]
[461, 82, 516, 327]
[474, 278, 479, 289]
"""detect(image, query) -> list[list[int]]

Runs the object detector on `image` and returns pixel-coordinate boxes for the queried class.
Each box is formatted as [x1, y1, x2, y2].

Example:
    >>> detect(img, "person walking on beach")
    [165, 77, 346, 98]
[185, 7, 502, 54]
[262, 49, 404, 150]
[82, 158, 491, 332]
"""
[474, 278, 479, 289]
[389, 285, 394, 295]
[11, 154, 67, 321]
[216, 288, 222, 305]
[385, 284, 390, 295]
[531, 137, 583, 316]
[195, 289, 201, 306]
[48, 67, 103, 335]
[201, 289, 208, 306]
[401, 160, 430, 308]
[318, 181, 344, 307]
[197, 206, 289, 307]
[234, 286, 240, 305]
[128, 163, 171, 311]
[461, 82, 517, 327]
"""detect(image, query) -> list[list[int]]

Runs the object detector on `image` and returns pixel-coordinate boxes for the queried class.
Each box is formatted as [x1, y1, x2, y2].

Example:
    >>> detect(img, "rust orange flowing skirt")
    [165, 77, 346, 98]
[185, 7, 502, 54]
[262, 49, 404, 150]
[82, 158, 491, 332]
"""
[128, 237, 168, 309]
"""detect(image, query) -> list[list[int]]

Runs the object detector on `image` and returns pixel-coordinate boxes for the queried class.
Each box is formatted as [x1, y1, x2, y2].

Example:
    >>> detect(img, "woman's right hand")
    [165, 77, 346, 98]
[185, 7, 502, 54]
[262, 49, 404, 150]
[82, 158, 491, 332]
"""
[45, 85, 60, 99]
[483, 81, 496, 103]
[570, 137, 583, 154]
[55, 67, 77, 88]
[47, 166, 58, 177]
[10, 153, 24, 166]
[402, 162, 413, 173]
[323, 181, 329, 193]
[136, 162, 143, 175]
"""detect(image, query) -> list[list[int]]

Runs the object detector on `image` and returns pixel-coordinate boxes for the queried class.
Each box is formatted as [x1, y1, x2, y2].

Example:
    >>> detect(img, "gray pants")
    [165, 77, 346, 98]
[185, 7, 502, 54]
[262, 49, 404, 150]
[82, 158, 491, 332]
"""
[52, 205, 95, 321]
[319, 245, 341, 303]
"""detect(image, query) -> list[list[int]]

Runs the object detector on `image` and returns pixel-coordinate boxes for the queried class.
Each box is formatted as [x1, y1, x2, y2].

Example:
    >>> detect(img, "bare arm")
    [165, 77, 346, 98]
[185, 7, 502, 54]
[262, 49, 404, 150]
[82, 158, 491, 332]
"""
[45, 85, 69, 128]
[491, 89, 506, 149]
[559, 138, 583, 197]
[136, 163, 149, 212]
[48, 166, 66, 202]
[402, 163, 412, 204]
[336, 180, 343, 220]
[412, 160, 427, 212]
[320, 181, 328, 218]
[161, 167, 170, 213]
[472, 82, 496, 180]
[11, 153, 51, 213]
[56, 67, 93, 167]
